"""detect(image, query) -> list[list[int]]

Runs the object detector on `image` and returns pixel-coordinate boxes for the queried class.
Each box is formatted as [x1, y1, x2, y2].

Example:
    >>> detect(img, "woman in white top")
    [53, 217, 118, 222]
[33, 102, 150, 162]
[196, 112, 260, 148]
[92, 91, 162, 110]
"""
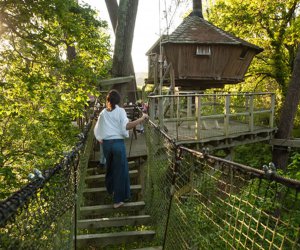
[94, 90, 148, 208]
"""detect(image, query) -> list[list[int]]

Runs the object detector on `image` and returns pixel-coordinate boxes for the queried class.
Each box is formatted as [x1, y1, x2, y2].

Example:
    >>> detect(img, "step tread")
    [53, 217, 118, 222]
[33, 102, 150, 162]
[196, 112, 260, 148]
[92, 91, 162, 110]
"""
[80, 201, 145, 211]
[77, 230, 155, 247]
[78, 214, 150, 223]
[77, 230, 155, 239]
[77, 215, 151, 229]
[83, 184, 141, 193]
[133, 247, 163, 250]
[79, 201, 146, 217]
[85, 169, 138, 180]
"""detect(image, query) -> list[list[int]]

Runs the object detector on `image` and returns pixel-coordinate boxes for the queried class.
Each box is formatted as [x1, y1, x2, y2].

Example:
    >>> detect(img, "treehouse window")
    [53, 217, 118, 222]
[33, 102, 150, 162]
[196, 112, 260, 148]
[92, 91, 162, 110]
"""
[240, 47, 248, 59]
[196, 46, 211, 56]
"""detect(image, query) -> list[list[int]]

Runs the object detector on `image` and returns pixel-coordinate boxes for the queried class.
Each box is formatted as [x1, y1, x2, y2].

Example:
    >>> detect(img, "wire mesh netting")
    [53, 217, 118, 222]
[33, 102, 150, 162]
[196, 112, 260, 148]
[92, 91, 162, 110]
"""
[145, 121, 300, 249]
[144, 120, 176, 246]
[0, 120, 94, 249]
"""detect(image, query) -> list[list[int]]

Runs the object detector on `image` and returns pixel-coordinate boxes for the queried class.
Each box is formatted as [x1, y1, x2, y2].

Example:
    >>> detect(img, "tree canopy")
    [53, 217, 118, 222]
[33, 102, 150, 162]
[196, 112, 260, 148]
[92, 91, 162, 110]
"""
[208, 0, 300, 96]
[0, 0, 111, 199]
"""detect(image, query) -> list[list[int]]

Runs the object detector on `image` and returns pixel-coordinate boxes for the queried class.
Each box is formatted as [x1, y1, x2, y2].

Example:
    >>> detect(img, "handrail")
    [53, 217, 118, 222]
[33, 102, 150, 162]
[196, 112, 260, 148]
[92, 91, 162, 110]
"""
[0, 106, 96, 249]
[180, 146, 300, 191]
[148, 92, 275, 98]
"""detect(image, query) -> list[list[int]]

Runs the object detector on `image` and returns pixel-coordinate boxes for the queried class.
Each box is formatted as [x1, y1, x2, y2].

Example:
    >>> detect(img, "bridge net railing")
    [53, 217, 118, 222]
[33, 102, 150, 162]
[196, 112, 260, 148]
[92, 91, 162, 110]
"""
[0, 117, 94, 249]
[145, 120, 300, 249]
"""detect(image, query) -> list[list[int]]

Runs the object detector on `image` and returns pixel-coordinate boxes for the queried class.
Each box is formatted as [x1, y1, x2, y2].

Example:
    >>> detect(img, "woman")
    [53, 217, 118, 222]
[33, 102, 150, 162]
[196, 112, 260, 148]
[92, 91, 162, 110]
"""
[94, 90, 148, 208]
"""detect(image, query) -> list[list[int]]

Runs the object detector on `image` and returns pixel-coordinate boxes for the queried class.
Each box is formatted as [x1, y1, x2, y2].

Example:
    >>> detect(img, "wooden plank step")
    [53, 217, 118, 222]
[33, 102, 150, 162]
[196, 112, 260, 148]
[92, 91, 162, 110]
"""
[77, 215, 150, 229]
[83, 185, 141, 194]
[133, 247, 162, 250]
[80, 201, 145, 217]
[77, 230, 155, 248]
[86, 167, 102, 175]
[86, 163, 139, 176]
[88, 160, 137, 168]
[85, 169, 138, 182]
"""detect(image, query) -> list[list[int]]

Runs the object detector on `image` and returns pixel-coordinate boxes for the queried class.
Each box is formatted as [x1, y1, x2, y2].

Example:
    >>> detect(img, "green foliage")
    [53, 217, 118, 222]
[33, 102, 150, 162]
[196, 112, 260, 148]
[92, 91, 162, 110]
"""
[233, 143, 273, 168]
[0, 0, 111, 199]
[208, 0, 300, 104]
[282, 152, 300, 180]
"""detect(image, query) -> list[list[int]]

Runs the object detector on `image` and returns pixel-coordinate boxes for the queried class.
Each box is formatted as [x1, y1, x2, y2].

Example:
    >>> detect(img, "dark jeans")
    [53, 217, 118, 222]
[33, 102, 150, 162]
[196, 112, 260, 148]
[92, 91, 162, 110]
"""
[102, 139, 131, 203]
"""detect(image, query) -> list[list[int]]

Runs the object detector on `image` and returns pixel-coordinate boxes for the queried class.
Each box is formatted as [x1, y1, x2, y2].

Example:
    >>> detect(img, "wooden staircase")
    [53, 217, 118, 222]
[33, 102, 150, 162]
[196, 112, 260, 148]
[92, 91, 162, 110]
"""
[77, 158, 159, 249]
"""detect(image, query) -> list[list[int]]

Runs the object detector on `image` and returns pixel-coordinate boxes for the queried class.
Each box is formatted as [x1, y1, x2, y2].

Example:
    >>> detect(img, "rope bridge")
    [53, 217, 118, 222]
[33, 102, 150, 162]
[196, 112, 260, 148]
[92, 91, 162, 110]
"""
[144, 120, 300, 249]
[1, 104, 300, 249]
[0, 119, 94, 249]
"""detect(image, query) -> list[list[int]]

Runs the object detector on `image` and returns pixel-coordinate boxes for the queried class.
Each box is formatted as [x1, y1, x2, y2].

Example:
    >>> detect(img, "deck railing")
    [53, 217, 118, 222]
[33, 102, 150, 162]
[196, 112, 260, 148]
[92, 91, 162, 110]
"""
[148, 92, 276, 142]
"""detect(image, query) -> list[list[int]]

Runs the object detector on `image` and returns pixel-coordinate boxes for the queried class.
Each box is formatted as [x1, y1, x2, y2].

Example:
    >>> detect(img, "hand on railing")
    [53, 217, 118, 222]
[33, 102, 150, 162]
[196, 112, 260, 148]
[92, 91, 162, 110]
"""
[141, 112, 149, 121]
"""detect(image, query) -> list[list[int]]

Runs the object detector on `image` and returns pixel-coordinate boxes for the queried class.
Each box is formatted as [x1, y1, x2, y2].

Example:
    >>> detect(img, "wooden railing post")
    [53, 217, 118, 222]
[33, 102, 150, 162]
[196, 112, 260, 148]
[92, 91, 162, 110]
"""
[149, 97, 155, 121]
[170, 96, 174, 118]
[269, 93, 275, 128]
[158, 96, 164, 128]
[195, 95, 202, 140]
[224, 94, 230, 136]
[249, 94, 254, 132]
[176, 95, 180, 140]
[187, 96, 192, 129]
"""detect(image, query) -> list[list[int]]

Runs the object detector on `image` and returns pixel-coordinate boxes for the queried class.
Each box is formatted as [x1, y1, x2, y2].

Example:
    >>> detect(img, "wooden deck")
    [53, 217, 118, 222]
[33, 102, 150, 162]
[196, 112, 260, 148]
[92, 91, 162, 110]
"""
[163, 120, 275, 150]
[148, 92, 277, 149]
[163, 119, 275, 143]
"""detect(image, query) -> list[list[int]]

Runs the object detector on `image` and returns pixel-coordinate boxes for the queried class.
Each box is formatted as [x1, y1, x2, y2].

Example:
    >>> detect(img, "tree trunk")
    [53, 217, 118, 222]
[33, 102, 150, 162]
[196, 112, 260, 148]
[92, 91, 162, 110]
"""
[67, 45, 76, 61]
[106, 0, 138, 104]
[272, 45, 300, 170]
[105, 0, 118, 33]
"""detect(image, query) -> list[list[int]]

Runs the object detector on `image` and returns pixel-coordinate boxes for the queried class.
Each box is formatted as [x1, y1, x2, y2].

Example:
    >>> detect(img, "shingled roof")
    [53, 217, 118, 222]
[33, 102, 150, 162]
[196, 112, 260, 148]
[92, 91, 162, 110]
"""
[161, 15, 263, 52]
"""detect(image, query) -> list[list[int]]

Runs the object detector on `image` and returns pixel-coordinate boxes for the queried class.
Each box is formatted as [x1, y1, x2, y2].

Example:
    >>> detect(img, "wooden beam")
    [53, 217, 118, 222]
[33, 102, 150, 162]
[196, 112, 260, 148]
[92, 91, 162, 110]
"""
[270, 139, 300, 148]
[97, 76, 134, 87]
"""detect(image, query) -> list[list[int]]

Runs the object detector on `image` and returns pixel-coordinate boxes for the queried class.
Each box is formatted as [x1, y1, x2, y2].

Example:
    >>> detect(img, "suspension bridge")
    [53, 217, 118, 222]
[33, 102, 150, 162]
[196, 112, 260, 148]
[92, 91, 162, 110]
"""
[1, 93, 300, 249]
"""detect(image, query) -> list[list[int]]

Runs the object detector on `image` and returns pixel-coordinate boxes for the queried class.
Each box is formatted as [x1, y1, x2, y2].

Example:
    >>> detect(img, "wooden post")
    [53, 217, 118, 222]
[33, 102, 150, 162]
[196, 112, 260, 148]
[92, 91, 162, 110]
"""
[245, 92, 249, 111]
[170, 64, 175, 118]
[158, 96, 164, 128]
[176, 95, 180, 140]
[138, 157, 145, 207]
[224, 94, 230, 136]
[187, 96, 192, 129]
[154, 55, 158, 94]
[149, 97, 155, 120]
[269, 93, 275, 128]
[195, 95, 202, 139]
[249, 94, 254, 132]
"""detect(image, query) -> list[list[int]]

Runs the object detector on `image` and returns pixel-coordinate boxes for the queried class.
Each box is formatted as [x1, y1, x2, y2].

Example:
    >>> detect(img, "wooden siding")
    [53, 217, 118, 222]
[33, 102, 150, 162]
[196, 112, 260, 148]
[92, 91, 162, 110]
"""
[163, 44, 256, 83]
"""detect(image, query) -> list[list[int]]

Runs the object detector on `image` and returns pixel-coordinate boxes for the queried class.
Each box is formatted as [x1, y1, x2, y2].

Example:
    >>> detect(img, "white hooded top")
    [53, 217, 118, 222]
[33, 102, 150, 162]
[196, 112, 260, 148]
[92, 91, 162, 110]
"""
[94, 105, 129, 141]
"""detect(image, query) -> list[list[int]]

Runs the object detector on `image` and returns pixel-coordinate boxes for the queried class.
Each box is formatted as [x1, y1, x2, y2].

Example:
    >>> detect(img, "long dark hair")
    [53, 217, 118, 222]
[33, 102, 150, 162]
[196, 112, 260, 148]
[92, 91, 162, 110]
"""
[106, 89, 121, 110]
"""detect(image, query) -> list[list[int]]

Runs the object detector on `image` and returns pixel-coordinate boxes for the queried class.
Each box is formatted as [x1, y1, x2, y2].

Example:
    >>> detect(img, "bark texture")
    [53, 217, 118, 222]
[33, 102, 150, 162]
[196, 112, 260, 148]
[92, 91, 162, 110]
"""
[272, 45, 300, 170]
[106, 0, 138, 103]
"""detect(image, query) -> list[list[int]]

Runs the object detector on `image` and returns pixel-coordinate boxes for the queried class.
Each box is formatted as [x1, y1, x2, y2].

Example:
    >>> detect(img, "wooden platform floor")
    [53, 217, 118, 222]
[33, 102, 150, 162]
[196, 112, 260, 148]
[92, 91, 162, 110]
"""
[161, 120, 276, 144]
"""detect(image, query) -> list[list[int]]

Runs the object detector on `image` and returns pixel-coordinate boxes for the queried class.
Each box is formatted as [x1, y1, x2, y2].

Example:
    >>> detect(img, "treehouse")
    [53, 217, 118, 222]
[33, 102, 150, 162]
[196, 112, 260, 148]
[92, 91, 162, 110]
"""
[146, 0, 263, 90]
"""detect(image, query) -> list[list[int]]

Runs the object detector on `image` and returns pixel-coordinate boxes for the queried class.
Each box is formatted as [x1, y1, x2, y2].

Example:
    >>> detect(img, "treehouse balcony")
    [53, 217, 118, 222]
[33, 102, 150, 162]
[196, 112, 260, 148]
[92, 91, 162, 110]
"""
[148, 92, 276, 150]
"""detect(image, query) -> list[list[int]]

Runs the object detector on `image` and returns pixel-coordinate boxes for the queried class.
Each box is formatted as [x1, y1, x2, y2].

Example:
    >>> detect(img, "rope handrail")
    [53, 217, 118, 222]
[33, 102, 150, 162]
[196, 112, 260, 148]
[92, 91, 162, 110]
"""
[0, 108, 95, 249]
[0, 124, 89, 227]
[180, 146, 300, 191]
